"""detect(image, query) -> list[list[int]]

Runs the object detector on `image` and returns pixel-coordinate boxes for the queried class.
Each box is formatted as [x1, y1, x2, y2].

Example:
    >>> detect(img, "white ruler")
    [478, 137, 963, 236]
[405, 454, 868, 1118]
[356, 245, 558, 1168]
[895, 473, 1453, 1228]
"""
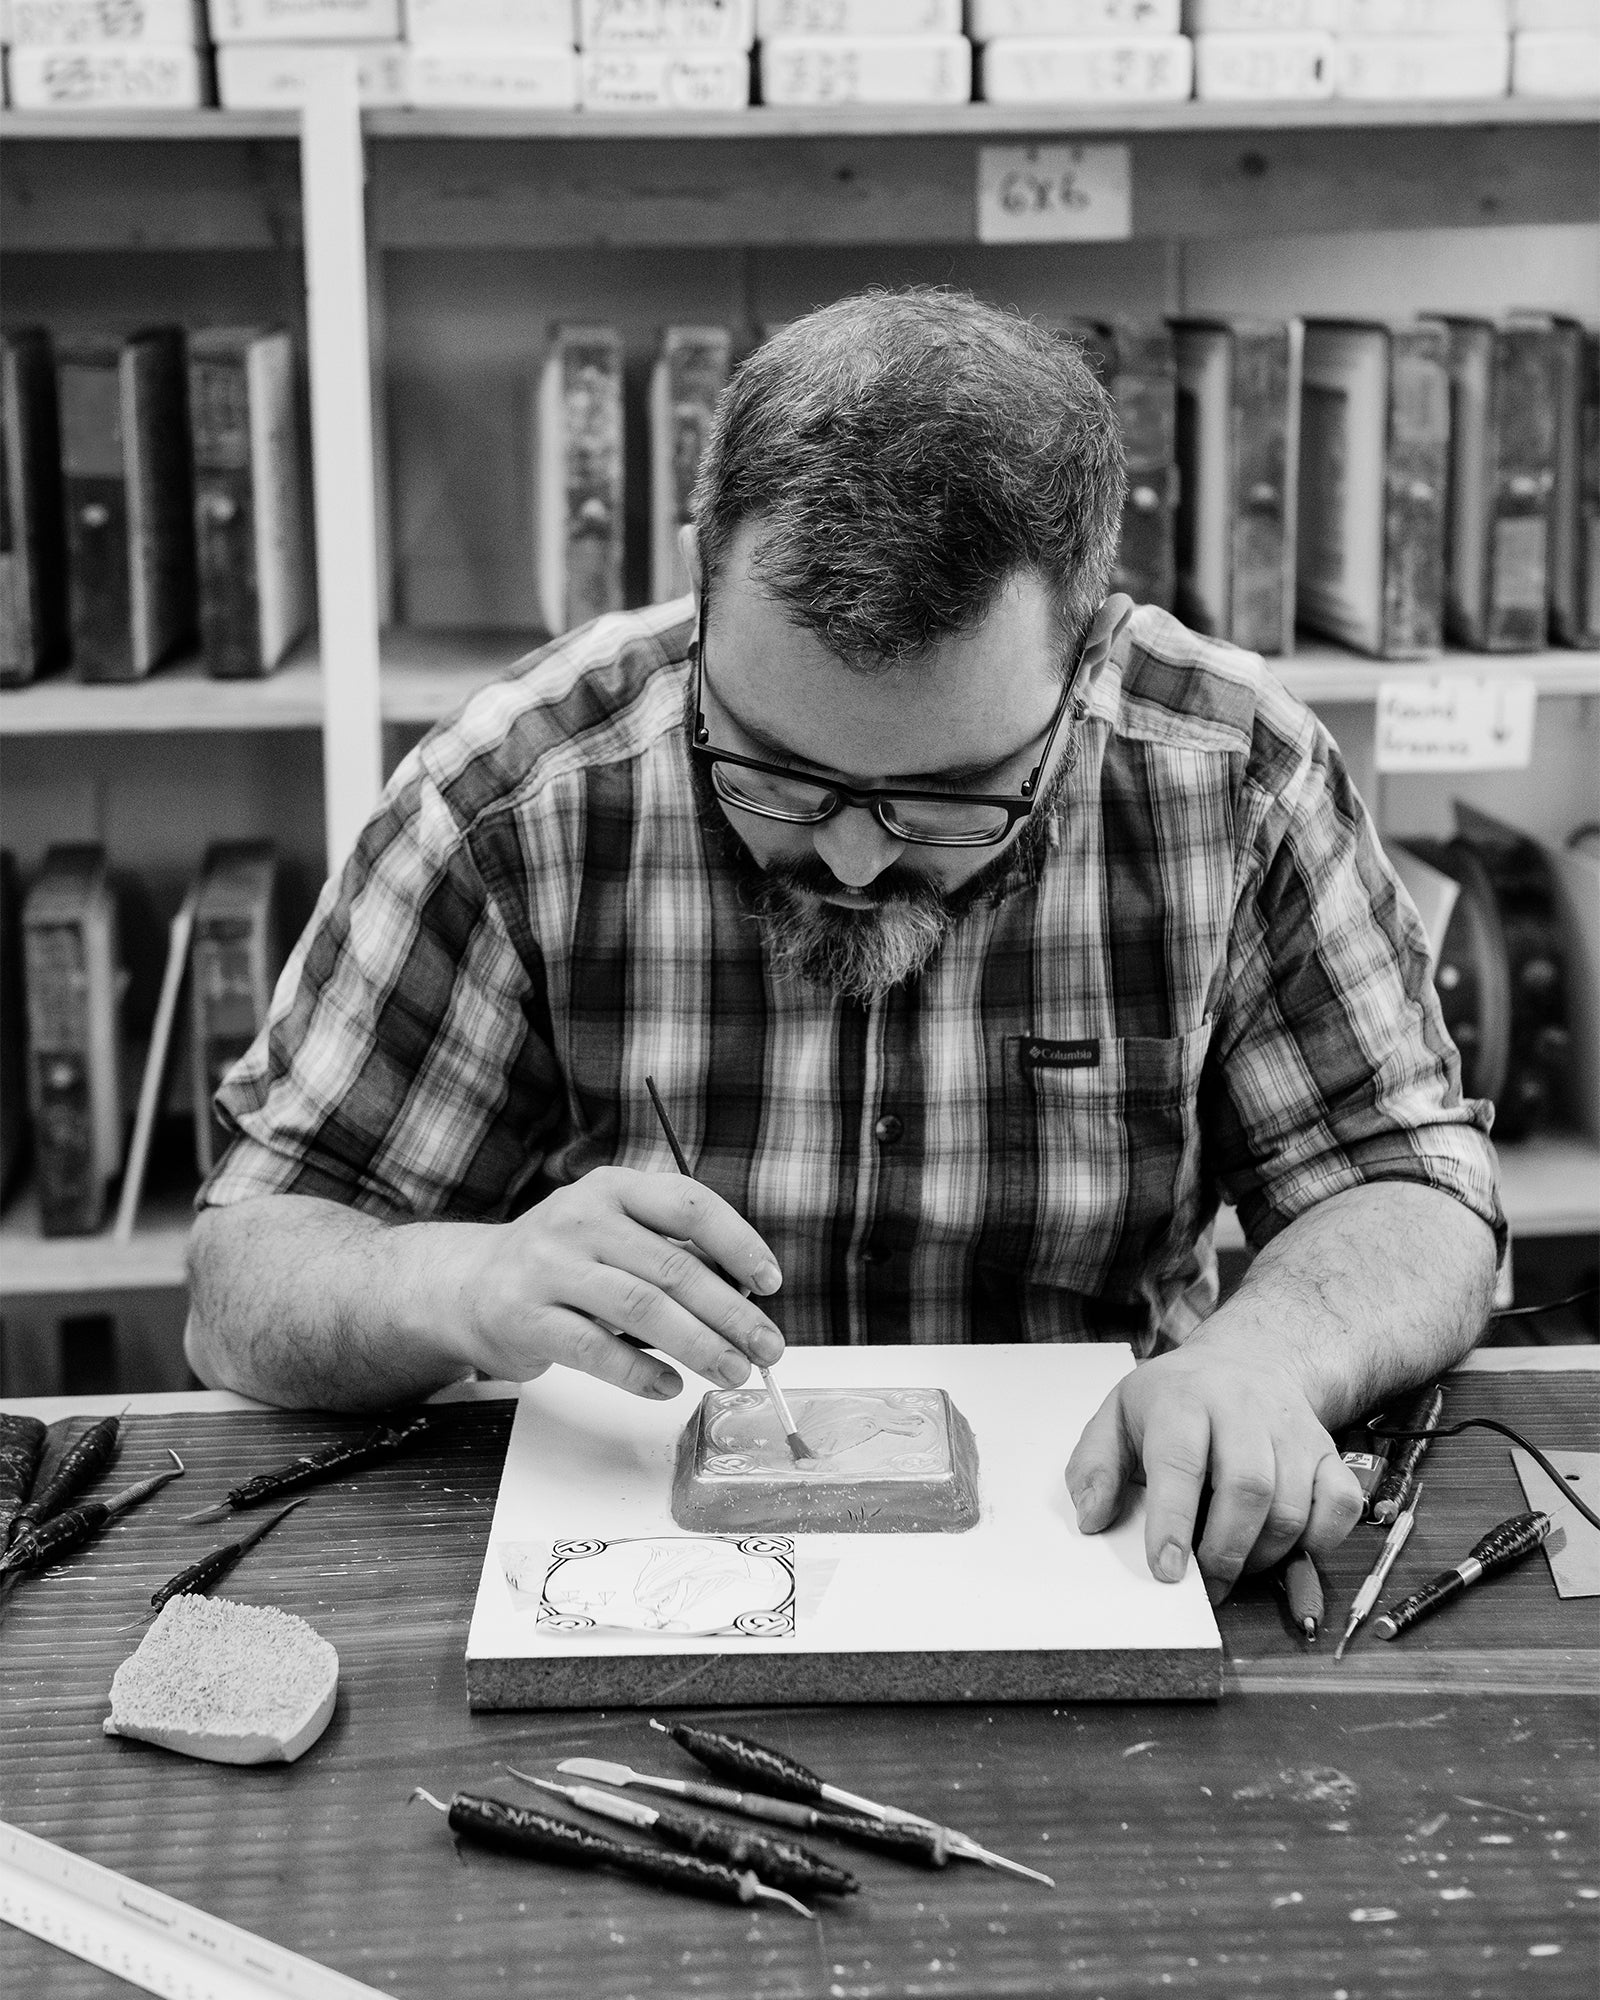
[0, 1819, 390, 2000]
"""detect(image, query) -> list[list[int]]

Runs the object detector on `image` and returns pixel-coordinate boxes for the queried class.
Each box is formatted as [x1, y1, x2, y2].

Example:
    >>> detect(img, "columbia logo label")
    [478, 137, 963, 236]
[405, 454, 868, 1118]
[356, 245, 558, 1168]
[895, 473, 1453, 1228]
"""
[1023, 1038, 1100, 1070]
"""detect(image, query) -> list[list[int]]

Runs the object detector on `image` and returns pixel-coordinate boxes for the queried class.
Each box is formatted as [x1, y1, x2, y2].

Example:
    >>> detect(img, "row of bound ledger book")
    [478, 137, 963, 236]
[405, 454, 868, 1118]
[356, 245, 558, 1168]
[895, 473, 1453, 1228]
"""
[0, 842, 285, 1239]
[534, 313, 1600, 663]
[2, 0, 1595, 109]
[0, 325, 307, 687]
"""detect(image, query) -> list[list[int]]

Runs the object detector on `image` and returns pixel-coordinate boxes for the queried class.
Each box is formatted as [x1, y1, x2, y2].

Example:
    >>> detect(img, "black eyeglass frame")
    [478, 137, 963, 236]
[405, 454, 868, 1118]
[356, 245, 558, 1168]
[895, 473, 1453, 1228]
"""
[689, 635, 1085, 850]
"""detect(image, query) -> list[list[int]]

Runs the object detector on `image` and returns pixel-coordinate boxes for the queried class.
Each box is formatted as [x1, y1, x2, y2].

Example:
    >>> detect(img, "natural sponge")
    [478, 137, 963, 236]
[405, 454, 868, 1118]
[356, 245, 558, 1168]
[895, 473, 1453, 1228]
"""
[105, 1594, 338, 1765]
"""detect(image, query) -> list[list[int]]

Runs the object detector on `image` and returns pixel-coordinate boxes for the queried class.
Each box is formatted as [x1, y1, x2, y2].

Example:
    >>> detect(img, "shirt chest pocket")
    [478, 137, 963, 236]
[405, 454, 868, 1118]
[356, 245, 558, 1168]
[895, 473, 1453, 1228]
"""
[996, 1021, 1211, 1299]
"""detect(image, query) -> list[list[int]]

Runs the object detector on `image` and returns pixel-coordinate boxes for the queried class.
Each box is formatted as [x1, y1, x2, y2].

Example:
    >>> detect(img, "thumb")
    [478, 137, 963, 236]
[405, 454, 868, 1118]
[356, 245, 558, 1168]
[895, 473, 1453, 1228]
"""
[1065, 1385, 1138, 1535]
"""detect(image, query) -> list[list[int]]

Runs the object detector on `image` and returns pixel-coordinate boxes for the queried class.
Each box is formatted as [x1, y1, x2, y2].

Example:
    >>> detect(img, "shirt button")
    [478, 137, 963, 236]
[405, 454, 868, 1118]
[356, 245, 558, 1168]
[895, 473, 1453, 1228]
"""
[873, 1114, 903, 1144]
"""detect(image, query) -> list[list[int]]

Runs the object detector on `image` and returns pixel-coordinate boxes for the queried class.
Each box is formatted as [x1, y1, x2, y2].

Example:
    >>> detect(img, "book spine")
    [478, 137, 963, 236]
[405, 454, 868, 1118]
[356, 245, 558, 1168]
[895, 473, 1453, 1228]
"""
[189, 857, 277, 1179]
[1482, 321, 1559, 652]
[580, 44, 748, 103]
[405, 0, 576, 45]
[1335, 35, 1510, 98]
[0, 332, 68, 689]
[1228, 323, 1292, 656]
[217, 40, 409, 106]
[246, 332, 308, 671]
[1194, 29, 1334, 96]
[759, 0, 962, 34]
[651, 328, 729, 602]
[6, 42, 210, 105]
[124, 328, 196, 677]
[971, 0, 1178, 33]
[1581, 329, 1600, 647]
[60, 352, 135, 682]
[0, 852, 26, 1207]
[1380, 324, 1450, 657]
[1512, 29, 1600, 94]
[1547, 320, 1583, 646]
[190, 346, 260, 680]
[207, 0, 402, 41]
[1101, 323, 1178, 612]
[558, 332, 625, 634]
[979, 33, 1192, 99]
[7, 0, 206, 42]
[22, 857, 118, 1238]
[1184, 0, 1338, 26]
[579, 0, 754, 46]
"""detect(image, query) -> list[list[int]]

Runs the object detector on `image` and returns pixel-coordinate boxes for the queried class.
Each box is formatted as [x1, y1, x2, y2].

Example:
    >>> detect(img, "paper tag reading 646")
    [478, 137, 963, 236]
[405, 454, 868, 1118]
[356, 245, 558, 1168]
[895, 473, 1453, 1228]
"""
[1375, 674, 1537, 774]
[976, 144, 1132, 244]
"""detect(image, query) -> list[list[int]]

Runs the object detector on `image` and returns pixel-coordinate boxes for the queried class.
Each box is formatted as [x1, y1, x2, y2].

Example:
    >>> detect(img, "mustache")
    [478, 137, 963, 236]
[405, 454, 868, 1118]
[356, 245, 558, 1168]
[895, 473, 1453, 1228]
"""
[760, 853, 947, 910]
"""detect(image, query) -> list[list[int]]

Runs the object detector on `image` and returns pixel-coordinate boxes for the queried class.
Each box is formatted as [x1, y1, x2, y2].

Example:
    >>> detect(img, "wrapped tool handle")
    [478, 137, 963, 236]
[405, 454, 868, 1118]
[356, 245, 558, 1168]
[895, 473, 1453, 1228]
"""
[10, 1412, 121, 1539]
[664, 1721, 824, 1804]
[1379, 1511, 1551, 1638]
[0, 1499, 112, 1576]
[221, 1415, 430, 1512]
[446, 1795, 760, 1906]
[648, 1801, 857, 1897]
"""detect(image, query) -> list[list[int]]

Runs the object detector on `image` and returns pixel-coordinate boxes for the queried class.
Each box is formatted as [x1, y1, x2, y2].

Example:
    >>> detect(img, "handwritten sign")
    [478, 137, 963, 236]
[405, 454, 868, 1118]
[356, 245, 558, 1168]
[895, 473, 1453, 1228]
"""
[1375, 674, 1537, 774]
[976, 143, 1132, 244]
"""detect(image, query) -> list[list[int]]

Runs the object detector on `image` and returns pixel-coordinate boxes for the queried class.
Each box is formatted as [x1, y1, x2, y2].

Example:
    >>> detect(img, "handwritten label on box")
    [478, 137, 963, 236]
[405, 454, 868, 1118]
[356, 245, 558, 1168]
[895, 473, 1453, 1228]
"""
[1375, 675, 1537, 774]
[976, 144, 1132, 243]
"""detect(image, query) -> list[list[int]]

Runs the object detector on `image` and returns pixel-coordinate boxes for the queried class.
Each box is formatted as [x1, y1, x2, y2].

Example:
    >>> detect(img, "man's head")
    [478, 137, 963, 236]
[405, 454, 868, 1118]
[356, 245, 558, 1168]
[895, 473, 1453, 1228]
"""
[684, 288, 1129, 1003]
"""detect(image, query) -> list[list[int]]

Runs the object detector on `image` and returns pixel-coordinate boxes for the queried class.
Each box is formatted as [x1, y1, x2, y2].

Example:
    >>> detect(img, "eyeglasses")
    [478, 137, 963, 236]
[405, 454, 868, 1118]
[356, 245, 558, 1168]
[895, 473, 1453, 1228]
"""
[690, 636, 1083, 850]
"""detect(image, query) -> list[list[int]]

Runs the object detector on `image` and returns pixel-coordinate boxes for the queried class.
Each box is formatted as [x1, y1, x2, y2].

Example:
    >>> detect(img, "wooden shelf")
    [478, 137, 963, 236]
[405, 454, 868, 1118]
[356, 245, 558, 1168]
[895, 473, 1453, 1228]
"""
[4, 1132, 1592, 1301]
[1279, 646, 1600, 704]
[0, 642, 324, 736]
[1, 99, 1591, 144]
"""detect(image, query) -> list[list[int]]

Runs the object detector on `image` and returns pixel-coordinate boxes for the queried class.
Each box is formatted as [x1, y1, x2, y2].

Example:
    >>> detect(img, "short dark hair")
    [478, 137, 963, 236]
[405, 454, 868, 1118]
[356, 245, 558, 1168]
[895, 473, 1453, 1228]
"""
[691, 287, 1125, 670]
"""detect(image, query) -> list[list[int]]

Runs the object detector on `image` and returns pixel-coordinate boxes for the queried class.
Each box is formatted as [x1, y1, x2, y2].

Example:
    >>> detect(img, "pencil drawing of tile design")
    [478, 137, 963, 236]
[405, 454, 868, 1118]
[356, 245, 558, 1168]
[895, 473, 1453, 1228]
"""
[502, 1534, 796, 1638]
[673, 1388, 981, 1535]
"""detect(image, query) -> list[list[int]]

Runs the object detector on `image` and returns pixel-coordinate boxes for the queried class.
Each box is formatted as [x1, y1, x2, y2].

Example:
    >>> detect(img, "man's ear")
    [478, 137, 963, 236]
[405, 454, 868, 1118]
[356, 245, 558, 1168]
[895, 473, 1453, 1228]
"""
[1079, 593, 1134, 671]
[679, 522, 703, 607]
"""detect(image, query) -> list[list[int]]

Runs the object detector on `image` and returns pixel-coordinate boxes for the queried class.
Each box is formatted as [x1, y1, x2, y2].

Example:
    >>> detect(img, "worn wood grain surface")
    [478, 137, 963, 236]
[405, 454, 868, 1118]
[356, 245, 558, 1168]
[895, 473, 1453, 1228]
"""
[2, 1372, 1595, 1998]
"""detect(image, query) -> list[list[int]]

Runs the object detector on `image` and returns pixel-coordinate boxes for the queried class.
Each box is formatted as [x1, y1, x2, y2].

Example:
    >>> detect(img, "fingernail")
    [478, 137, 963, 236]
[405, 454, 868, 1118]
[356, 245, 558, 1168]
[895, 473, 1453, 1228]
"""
[1157, 1540, 1187, 1583]
[752, 1260, 782, 1295]
[1071, 1479, 1102, 1526]
[751, 1324, 784, 1365]
[648, 1373, 679, 1400]
[717, 1353, 749, 1386]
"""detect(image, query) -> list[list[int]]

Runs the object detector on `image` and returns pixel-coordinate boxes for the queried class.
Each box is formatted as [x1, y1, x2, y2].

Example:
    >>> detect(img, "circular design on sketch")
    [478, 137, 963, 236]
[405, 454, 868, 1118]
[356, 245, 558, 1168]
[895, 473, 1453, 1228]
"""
[734, 1609, 794, 1637]
[537, 1611, 596, 1632]
[551, 1538, 608, 1558]
[737, 1535, 795, 1557]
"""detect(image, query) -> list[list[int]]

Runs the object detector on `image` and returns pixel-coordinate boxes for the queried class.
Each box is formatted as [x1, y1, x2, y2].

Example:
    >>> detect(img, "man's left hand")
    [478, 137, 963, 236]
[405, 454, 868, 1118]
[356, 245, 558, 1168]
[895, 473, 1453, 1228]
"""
[1064, 1331, 1366, 1604]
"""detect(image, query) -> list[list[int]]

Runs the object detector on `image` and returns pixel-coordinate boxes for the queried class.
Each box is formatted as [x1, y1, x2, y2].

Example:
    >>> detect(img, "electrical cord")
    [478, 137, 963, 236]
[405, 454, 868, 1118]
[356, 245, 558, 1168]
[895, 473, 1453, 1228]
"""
[1369, 1416, 1600, 1534]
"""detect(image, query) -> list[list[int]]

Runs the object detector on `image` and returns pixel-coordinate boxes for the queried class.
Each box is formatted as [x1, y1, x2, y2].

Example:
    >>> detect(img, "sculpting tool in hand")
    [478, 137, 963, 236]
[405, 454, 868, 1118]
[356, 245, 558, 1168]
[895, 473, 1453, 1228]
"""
[557, 1757, 957, 1867]
[1334, 1482, 1422, 1660]
[8, 1405, 127, 1546]
[0, 1451, 184, 1579]
[505, 1766, 858, 1897]
[1375, 1510, 1554, 1642]
[409, 1788, 815, 1917]
[643, 1074, 813, 1464]
[652, 1720, 1056, 1888]
[1339, 1419, 1393, 1520]
[181, 1413, 431, 1523]
[150, 1497, 307, 1612]
[1370, 1384, 1445, 1526]
[1279, 1548, 1324, 1641]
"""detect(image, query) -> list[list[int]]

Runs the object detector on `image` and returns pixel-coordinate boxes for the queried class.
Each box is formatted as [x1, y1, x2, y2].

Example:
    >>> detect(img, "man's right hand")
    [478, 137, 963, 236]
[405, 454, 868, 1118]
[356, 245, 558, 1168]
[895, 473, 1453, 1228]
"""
[445, 1166, 786, 1400]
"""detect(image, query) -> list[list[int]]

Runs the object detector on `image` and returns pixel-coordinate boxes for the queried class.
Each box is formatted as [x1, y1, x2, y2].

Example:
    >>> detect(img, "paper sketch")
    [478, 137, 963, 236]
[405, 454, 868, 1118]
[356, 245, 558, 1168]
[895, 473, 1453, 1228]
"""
[702, 1386, 953, 1481]
[501, 1535, 796, 1637]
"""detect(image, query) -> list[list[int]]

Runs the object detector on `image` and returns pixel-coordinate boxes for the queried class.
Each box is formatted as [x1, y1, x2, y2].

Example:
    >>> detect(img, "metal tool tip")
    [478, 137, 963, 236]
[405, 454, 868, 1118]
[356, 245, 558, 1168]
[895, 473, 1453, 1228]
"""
[180, 1502, 231, 1524]
[409, 1788, 449, 1814]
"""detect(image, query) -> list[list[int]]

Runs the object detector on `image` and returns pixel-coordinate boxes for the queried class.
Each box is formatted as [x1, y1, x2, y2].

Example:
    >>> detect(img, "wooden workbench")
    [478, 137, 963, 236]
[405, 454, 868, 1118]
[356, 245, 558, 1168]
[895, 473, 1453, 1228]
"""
[2, 1352, 1595, 1999]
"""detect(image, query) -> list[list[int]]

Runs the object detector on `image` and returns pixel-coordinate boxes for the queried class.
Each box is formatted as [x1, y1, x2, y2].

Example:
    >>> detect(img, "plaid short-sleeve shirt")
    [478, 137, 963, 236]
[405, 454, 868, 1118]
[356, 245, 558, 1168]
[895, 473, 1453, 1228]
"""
[201, 599, 1501, 1352]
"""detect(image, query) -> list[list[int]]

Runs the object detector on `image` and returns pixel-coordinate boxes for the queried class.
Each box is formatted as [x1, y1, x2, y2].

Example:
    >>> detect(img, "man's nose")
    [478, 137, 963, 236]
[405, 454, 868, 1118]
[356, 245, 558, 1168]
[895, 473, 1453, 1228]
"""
[812, 805, 905, 888]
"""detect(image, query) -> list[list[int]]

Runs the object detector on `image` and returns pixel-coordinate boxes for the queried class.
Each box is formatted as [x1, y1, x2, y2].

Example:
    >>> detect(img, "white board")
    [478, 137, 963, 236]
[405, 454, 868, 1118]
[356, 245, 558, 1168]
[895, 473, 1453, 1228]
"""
[465, 1343, 1222, 1707]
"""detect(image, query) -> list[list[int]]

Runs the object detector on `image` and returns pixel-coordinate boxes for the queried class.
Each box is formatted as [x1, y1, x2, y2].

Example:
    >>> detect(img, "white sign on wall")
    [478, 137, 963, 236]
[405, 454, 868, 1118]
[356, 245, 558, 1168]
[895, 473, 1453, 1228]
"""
[976, 143, 1133, 243]
[1375, 674, 1537, 774]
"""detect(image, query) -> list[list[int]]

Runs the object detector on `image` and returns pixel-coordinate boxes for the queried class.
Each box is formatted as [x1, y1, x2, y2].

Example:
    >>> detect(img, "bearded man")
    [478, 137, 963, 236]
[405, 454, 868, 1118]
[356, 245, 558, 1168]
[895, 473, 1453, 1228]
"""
[187, 289, 1500, 1603]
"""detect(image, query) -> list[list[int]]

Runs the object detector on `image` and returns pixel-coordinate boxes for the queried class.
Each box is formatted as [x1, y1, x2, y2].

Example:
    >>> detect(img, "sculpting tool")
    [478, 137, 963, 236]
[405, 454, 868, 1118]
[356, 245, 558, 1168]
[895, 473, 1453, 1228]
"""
[1334, 1483, 1422, 1660]
[409, 1788, 815, 1917]
[1370, 1384, 1445, 1526]
[0, 1451, 185, 1579]
[1279, 1548, 1324, 1641]
[0, 1412, 47, 1551]
[653, 1719, 1056, 1888]
[181, 1413, 430, 1522]
[504, 1766, 858, 1897]
[1375, 1510, 1554, 1642]
[643, 1073, 814, 1464]
[150, 1498, 307, 1611]
[557, 1757, 957, 1867]
[8, 1404, 127, 1545]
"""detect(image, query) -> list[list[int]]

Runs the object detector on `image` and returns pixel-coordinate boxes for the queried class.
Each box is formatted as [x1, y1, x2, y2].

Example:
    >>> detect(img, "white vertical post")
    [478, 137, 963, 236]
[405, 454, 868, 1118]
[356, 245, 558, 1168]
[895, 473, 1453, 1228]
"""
[301, 58, 384, 873]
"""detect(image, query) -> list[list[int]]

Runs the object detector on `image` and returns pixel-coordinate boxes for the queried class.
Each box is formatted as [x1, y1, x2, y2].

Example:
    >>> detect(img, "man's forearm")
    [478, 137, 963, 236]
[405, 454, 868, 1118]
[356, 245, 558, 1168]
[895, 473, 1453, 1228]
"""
[186, 1196, 485, 1412]
[1197, 1180, 1497, 1427]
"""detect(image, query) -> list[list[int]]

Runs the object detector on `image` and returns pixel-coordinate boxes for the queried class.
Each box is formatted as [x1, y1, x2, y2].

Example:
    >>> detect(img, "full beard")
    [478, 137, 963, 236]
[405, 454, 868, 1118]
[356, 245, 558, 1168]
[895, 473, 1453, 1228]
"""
[688, 714, 1068, 1005]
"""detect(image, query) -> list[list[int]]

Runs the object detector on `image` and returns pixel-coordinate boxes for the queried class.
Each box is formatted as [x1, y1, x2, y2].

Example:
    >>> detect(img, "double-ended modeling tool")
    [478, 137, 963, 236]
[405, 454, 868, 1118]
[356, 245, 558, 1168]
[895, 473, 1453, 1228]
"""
[652, 1719, 1056, 1888]
[182, 1413, 430, 1522]
[1375, 1510, 1554, 1641]
[643, 1074, 814, 1464]
[0, 1450, 184, 1579]
[1334, 1482, 1422, 1660]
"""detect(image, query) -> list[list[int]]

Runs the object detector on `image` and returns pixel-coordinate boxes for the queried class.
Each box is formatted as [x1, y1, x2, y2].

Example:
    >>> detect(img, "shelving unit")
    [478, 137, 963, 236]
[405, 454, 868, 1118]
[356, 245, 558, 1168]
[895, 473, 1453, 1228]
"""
[2, 81, 1596, 1312]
